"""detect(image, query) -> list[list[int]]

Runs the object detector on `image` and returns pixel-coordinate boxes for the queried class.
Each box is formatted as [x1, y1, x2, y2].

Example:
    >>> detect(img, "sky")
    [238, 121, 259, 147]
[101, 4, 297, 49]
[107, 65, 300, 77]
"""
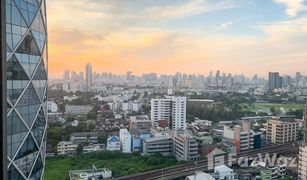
[47, 0, 307, 78]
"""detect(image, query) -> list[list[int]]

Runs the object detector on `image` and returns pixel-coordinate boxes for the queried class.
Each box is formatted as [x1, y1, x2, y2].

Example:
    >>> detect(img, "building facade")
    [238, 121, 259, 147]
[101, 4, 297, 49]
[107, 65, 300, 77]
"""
[85, 63, 92, 91]
[129, 115, 151, 133]
[70, 132, 99, 144]
[57, 141, 78, 156]
[171, 96, 187, 130]
[266, 117, 299, 144]
[119, 129, 132, 153]
[172, 130, 199, 161]
[2, 0, 48, 179]
[223, 121, 254, 153]
[151, 96, 186, 130]
[151, 98, 171, 128]
[143, 135, 173, 156]
[268, 72, 282, 91]
[106, 136, 120, 151]
[299, 145, 307, 180]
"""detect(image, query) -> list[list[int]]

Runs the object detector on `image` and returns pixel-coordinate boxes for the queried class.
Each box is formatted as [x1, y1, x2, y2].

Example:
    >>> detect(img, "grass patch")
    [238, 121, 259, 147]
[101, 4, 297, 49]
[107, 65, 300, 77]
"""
[241, 103, 304, 112]
[45, 151, 179, 180]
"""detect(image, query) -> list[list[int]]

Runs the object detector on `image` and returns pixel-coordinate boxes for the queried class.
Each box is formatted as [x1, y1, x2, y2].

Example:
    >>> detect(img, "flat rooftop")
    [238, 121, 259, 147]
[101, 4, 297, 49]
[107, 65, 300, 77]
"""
[69, 168, 112, 180]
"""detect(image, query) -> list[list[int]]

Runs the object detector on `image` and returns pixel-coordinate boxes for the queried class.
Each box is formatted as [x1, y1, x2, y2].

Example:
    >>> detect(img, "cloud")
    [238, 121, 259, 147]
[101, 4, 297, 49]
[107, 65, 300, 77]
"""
[218, 21, 235, 30]
[46, 0, 307, 78]
[273, 0, 307, 17]
[146, 0, 239, 20]
[257, 15, 307, 41]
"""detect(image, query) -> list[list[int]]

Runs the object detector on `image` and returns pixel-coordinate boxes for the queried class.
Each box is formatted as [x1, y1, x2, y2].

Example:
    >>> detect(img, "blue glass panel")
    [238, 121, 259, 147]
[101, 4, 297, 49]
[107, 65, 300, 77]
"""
[14, 0, 39, 26]
[7, 110, 28, 158]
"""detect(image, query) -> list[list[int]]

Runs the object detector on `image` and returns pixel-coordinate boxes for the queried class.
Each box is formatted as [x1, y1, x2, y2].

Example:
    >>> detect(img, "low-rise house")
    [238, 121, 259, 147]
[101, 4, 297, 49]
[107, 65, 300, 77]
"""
[57, 141, 78, 155]
[70, 132, 99, 144]
[65, 105, 93, 115]
[214, 165, 236, 180]
[106, 136, 120, 151]
[185, 172, 215, 180]
[83, 144, 105, 153]
[47, 101, 58, 113]
[69, 168, 112, 180]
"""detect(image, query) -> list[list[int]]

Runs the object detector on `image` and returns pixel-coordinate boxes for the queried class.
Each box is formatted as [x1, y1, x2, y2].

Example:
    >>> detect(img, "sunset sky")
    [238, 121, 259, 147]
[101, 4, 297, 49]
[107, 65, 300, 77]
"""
[47, 0, 307, 78]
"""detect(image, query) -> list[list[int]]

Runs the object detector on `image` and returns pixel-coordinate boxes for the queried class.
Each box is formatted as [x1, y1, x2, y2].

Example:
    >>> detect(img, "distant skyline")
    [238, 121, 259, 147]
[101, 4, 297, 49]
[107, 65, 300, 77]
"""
[47, 0, 307, 78]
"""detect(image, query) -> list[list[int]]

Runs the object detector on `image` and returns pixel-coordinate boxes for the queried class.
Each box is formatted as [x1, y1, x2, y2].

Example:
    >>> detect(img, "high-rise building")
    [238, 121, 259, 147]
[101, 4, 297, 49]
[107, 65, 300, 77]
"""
[151, 96, 186, 130]
[268, 72, 282, 91]
[171, 96, 187, 130]
[296, 72, 302, 88]
[151, 98, 172, 128]
[1, 0, 48, 179]
[85, 63, 92, 91]
[63, 69, 70, 80]
[215, 70, 220, 87]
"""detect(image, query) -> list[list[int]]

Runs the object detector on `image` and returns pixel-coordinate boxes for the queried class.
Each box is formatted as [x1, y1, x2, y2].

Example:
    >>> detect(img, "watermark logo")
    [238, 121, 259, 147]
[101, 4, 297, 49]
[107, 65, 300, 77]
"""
[207, 148, 297, 170]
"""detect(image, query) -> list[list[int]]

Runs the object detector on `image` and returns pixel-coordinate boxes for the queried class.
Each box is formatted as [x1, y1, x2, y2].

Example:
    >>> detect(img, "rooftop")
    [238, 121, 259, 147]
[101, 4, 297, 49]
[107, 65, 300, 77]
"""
[130, 115, 150, 121]
[108, 136, 120, 142]
[69, 168, 112, 180]
[144, 135, 171, 143]
[214, 165, 233, 172]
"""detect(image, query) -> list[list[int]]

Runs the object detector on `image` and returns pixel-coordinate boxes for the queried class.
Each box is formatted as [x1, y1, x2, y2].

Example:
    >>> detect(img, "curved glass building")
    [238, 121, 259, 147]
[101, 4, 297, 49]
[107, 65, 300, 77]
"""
[1, 0, 48, 179]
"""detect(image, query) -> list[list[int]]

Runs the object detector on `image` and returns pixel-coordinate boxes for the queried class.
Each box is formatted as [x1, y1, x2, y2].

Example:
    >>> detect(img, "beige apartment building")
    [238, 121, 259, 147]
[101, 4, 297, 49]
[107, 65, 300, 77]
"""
[266, 117, 299, 144]
[299, 145, 307, 180]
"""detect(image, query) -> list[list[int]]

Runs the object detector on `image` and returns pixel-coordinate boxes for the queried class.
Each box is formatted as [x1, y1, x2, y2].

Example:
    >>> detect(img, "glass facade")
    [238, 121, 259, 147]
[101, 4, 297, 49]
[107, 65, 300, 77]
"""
[5, 0, 47, 179]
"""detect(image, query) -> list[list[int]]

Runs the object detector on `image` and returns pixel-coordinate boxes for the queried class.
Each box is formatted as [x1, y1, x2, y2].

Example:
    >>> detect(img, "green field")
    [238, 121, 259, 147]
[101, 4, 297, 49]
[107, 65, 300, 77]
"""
[45, 151, 178, 180]
[242, 103, 304, 112]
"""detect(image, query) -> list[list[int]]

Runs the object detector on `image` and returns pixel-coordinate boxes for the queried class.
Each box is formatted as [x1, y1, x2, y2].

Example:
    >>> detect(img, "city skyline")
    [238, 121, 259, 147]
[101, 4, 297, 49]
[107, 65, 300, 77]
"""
[57, 67, 305, 80]
[47, 0, 307, 78]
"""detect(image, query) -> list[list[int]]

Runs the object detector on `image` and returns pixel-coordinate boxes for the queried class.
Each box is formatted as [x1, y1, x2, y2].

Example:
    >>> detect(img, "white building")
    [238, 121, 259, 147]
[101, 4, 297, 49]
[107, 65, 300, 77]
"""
[64, 95, 79, 101]
[171, 96, 187, 130]
[119, 129, 132, 153]
[106, 136, 120, 151]
[186, 172, 215, 180]
[299, 145, 307, 179]
[83, 144, 104, 153]
[57, 141, 78, 155]
[151, 96, 186, 130]
[214, 165, 235, 180]
[151, 98, 171, 128]
[47, 101, 58, 113]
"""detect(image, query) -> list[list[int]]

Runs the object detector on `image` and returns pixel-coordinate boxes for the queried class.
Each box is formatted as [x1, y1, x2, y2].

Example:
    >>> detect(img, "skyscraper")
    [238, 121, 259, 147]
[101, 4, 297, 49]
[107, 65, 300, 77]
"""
[215, 70, 220, 87]
[1, 0, 48, 179]
[268, 72, 282, 92]
[63, 69, 70, 80]
[85, 63, 92, 91]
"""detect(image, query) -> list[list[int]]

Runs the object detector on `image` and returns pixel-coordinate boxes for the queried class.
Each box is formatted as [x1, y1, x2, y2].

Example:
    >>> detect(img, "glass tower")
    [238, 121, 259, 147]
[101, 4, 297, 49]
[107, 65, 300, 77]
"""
[2, 0, 48, 179]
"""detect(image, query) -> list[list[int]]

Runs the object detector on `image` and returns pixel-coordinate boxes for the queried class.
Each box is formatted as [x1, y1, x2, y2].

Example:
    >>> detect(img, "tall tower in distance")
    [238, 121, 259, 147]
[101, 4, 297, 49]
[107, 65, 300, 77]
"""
[85, 63, 92, 91]
[2, 0, 48, 179]
[268, 72, 282, 92]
